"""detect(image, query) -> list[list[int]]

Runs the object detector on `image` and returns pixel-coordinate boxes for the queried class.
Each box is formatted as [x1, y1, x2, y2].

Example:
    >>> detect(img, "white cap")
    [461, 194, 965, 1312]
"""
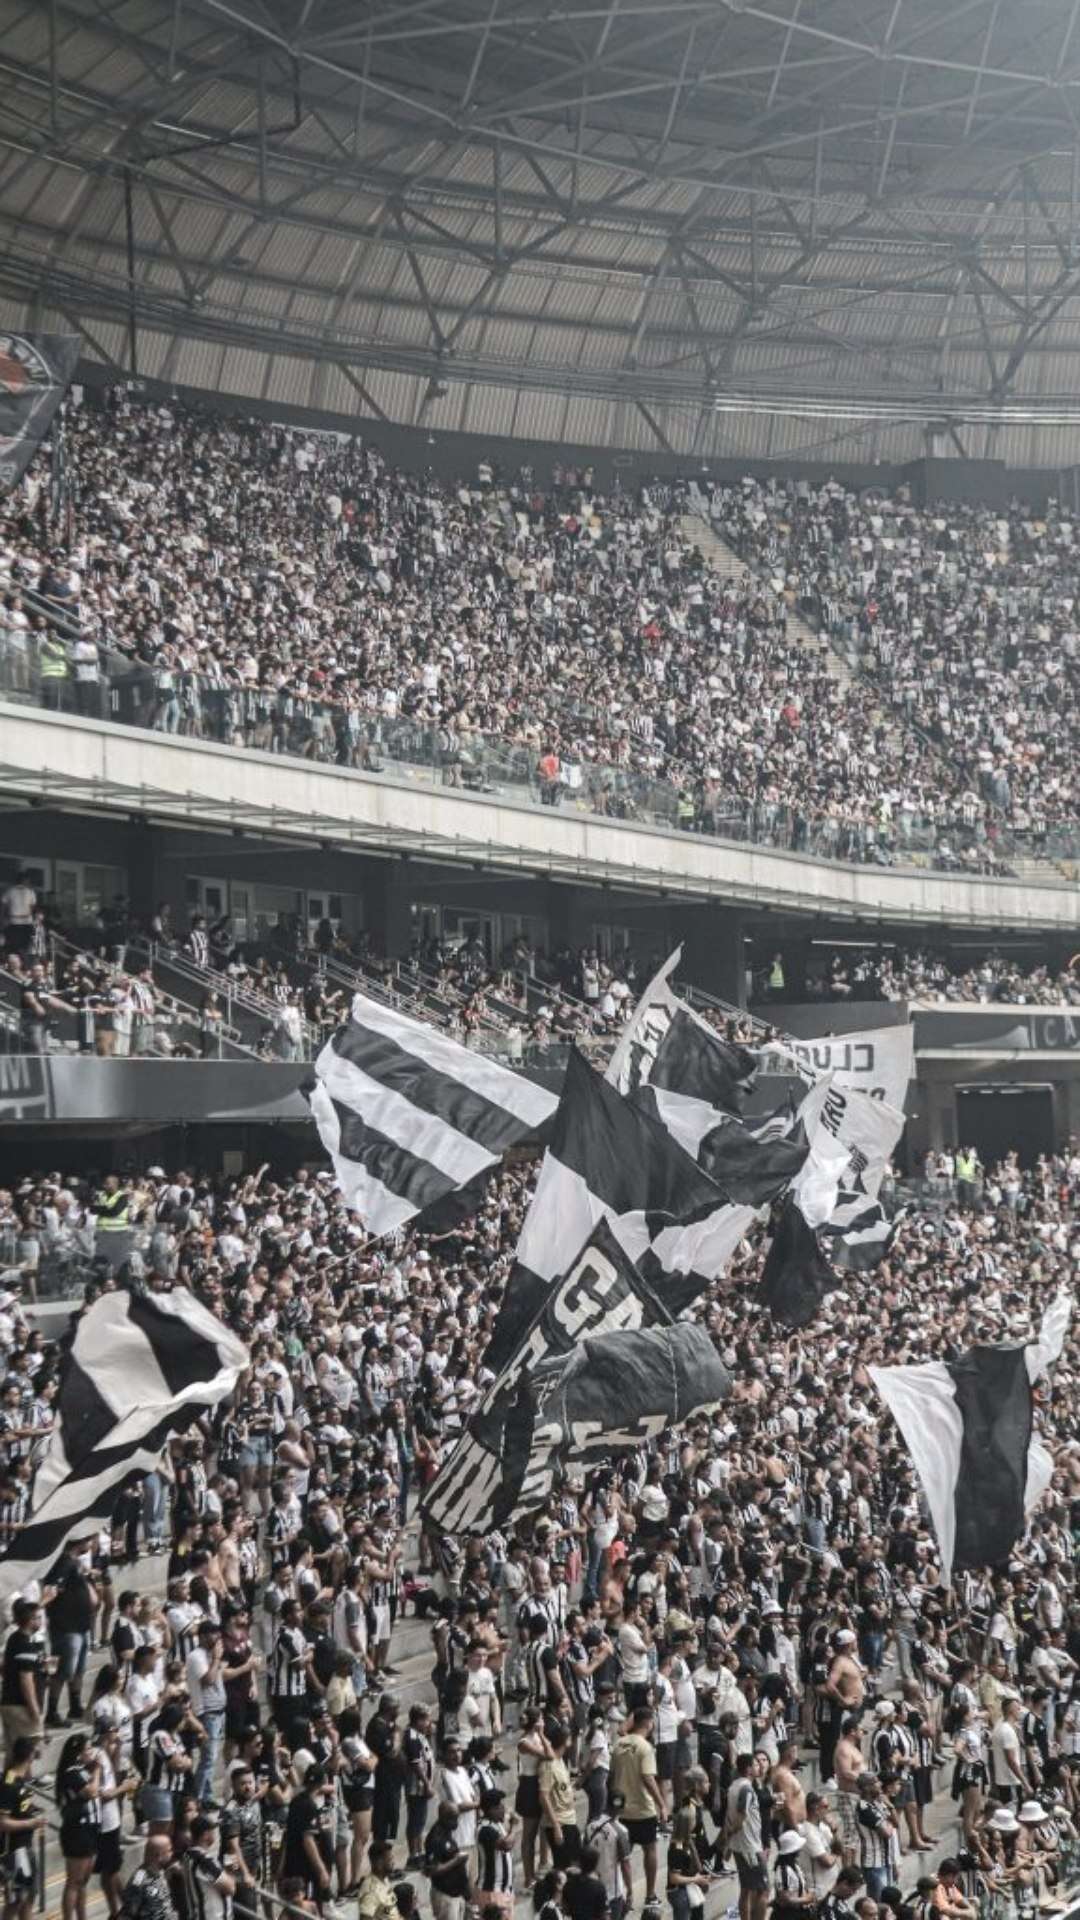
[1018, 1801, 1047, 1824]
[988, 1809, 1019, 1833]
[777, 1833, 805, 1857]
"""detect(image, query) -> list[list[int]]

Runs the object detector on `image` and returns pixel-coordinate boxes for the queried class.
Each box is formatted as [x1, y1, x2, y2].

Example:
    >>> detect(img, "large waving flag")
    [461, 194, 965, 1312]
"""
[311, 993, 557, 1236]
[868, 1292, 1071, 1582]
[0, 1287, 247, 1608]
[424, 1218, 731, 1533]
[484, 1049, 755, 1371]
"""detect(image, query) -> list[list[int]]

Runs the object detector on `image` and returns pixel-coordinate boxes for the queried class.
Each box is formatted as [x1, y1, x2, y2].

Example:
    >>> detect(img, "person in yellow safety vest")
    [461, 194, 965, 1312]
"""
[676, 789, 695, 831]
[768, 954, 786, 996]
[955, 1146, 980, 1211]
[38, 631, 69, 710]
[93, 1175, 133, 1271]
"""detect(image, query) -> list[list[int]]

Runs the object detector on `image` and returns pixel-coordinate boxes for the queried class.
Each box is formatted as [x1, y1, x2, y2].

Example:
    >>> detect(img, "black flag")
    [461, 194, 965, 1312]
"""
[759, 1196, 839, 1330]
[698, 1115, 809, 1206]
[946, 1346, 1033, 1573]
[424, 1216, 678, 1534]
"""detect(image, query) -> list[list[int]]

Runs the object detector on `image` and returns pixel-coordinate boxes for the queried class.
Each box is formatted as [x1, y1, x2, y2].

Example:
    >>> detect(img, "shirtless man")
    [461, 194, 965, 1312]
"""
[834, 1717, 867, 1866]
[821, 1631, 865, 1787]
[771, 1739, 807, 1830]
[216, 1509, 245, 1606]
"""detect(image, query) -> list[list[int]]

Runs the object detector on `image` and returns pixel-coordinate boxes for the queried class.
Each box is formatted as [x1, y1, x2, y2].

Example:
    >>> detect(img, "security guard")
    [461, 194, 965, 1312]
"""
[37, 631, 69, 709]
[92, 1174, 132, 1273]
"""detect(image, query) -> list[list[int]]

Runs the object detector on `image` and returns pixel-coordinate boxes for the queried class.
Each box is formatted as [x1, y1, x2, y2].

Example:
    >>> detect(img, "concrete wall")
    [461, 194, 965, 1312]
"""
[4, 705, 1078, 935]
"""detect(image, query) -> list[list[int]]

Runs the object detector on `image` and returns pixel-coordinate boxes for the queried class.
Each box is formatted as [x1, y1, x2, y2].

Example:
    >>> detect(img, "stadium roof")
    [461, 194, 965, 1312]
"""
[4, 0, 1080, 461]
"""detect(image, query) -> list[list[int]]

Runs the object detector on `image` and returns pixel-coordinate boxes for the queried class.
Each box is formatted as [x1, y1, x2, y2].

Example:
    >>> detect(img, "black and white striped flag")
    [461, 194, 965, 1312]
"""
[310, 993, 558, 1236]
[484, 1049, 756, 1371]
[606, 949, 757, 1146]
[0, 1286, 247, 1609]
[820, 1199, 904, 1271]
[869, 1292, 1070, 1582]
[606, 950, 806, 1205]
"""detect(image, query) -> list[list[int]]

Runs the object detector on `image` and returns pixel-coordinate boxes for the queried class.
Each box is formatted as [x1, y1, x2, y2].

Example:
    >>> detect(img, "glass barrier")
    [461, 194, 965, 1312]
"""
[0, 630, 1056, 884]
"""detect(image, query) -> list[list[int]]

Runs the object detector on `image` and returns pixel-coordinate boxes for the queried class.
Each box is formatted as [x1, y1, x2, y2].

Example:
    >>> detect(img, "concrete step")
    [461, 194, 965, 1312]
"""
[682, 513, 856, 690]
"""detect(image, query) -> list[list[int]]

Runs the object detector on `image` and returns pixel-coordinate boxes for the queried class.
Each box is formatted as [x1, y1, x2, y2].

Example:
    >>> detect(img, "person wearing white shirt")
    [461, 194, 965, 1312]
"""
[92, 1725, 135, 1913]
[670, 1651, 697, 1723]
[653, 1654, 680, 1817]
[1, 877, 36, 955]
[617, 1602, 651, 1710]
[438, 1738, 480, 1851]
[799, 1794, 841, 1897]
[461, 1646, 500, 1739]
[186, 1622, 227, 1807]
[990, 1699, 1027, 1802]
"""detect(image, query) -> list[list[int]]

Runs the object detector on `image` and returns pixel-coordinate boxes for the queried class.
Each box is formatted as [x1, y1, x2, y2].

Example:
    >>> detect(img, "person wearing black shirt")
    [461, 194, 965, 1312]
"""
[119, 1837, 175, 1920]
[187, 1813, 236, 1920]
[1, 1601, 45, 1757]
[475, 1788, 516, 1915]
[108, 1596, 139, 1678]
[366, 1697, 405, 1853]
[565, 1843, 610, 1920]
[56, 1731, 102, 1920]
[0, 1736, 46, 1920]
[666, 1817, 711, 1920]
[47, 1554, 98, 1728]
[423, 1801, 471, 1920]
[402, 1704, 434, 1871]
[282, 1764, 331, 1902]
[819, 1865, 864, 1920]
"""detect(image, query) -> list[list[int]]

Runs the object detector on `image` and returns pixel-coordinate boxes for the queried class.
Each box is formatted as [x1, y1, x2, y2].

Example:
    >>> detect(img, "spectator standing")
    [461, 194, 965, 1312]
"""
[611, 1708, 664, 1913]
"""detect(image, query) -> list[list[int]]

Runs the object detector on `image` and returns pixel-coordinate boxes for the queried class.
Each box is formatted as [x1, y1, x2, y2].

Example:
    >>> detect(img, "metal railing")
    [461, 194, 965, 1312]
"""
[0, 629, 1044, 884]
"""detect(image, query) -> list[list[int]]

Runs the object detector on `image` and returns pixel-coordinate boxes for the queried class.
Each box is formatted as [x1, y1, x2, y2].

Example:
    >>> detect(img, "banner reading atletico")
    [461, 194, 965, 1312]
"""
[0, 333, 79, 492]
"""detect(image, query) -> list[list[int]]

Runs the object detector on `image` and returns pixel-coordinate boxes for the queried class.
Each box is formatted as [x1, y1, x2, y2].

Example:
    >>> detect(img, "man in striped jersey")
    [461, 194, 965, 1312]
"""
[521, 1616, 569, 1723]
[186, 1813, 236, 1920]
[854, 1773, 899, 1901]
[269, 1599, 314, 1739]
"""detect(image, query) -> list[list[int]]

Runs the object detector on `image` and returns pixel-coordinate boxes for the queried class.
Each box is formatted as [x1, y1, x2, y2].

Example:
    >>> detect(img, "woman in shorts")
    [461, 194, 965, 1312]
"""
[516, 1708, 553, 1891]
[57, 1733, 103, 1920]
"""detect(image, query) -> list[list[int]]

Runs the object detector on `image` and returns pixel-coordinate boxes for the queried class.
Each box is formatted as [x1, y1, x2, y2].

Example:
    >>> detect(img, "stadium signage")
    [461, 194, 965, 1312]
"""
[915, 1009, 1080, 1052]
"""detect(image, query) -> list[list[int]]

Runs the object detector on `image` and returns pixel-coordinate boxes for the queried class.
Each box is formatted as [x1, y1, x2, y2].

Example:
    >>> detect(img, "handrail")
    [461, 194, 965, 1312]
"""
[136, 941, 280, 1060]
[183, 1853, 332, 1920]
[48, 930, 253, 1056]
[2, 577, 84, 643]
[0, 621, 1044, 883]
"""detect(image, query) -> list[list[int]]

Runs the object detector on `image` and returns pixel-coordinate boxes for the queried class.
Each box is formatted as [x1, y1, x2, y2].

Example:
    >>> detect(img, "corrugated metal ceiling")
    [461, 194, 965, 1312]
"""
[4, 0, 1080, 460]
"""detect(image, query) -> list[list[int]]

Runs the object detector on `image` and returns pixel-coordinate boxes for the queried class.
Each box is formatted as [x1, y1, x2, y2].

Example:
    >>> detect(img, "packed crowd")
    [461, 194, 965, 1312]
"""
[3, 868, 756, 1068]
[0, 391, 1031, 872]
[711, 478, 1080, 843]
[0, 1138, 1078, 1920]
[792, 950, 1080, 1009]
